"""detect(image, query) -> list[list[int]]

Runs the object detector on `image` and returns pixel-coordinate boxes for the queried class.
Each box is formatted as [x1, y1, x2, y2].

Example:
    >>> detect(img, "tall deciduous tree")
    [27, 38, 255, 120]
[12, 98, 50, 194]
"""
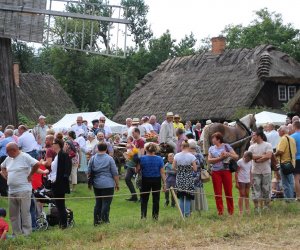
[121, 0, 153, 48]
[222, 8, 300, 61]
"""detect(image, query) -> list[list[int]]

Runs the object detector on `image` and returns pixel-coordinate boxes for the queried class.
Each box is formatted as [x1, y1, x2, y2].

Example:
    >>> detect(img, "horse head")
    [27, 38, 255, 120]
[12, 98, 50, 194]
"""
[249, 114, 257, 132]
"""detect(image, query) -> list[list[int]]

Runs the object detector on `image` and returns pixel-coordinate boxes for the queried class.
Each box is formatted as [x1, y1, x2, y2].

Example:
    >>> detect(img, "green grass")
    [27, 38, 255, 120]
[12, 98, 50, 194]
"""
[1, 179, 300, 249]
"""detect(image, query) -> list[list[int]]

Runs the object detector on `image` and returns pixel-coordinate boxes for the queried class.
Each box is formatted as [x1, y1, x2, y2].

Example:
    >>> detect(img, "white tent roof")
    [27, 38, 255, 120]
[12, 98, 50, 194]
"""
[255, 111, 286, 126]
[52, 111, 125, 134]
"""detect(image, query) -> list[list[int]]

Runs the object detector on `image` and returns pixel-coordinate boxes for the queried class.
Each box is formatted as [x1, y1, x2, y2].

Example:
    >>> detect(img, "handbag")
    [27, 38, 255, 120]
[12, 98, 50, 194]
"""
[224, 144, 238, 173]
[200, 169, 210, 183]
[88, 156, 95, 188]
[135, 173, 142, 190]
[280, 136, 294, 175]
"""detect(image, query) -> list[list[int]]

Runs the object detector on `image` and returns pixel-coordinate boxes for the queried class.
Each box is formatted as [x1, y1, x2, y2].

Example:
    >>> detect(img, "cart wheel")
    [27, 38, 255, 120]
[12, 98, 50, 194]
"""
[68, 219, 75, 228]
[36, 217, 49, 231]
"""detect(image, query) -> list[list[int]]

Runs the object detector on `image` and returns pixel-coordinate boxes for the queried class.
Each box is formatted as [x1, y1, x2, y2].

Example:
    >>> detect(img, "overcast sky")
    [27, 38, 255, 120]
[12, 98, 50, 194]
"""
[48, 0, 300, 48]
[142, 0, 300, 44]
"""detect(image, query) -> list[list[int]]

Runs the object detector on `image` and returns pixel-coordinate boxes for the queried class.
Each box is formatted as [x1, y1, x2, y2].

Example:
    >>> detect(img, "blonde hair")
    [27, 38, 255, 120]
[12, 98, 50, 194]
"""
[145, 142, 160, 153]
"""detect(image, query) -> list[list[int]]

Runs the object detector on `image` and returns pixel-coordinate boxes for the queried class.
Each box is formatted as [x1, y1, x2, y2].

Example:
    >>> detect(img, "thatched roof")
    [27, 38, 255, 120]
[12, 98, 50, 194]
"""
[16, 73, 77, 121]
[114, 45, 300, 123]
[287, 90, 300, 114]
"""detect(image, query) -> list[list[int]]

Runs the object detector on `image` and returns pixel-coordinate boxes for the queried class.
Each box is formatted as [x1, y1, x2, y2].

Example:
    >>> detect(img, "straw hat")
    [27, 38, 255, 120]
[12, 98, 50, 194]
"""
[132, 118, 140, 125]
[206, 120, 212, 125]
[166, 112, 174, 118]
[174, 114, 180, 119]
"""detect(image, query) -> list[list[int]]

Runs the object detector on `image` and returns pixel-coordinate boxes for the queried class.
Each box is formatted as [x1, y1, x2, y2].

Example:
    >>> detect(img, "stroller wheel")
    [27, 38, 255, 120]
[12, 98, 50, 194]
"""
[68, 219, 75, 228]
[36, 217, 49, 231]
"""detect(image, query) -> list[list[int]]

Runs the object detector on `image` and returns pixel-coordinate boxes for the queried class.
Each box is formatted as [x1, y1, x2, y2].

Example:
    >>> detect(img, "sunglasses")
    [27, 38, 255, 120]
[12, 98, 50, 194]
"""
[100, 120, 106, 122]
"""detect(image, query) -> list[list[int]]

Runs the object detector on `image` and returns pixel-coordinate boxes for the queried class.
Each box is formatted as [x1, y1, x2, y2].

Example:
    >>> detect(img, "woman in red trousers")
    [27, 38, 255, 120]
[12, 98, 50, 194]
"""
[208, 132, 238, 215]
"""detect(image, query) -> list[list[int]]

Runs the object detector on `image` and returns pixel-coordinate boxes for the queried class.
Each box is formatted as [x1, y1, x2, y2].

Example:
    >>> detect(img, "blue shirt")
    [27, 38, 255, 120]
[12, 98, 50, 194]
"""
[87, 153, 118, 189]
[140, 155, 164, 178]
[0, 137, 14, 157]
[291, 132, 300, 160]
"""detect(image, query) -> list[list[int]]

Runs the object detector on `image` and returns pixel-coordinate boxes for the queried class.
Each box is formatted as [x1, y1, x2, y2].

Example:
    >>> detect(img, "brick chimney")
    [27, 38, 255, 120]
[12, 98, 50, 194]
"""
[211, 36, 226, 54]
[13, 63, 20, 87]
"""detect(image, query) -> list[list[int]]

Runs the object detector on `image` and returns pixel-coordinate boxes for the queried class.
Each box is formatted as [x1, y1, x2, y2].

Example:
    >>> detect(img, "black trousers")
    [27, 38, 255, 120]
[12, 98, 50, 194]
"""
[125, 168, 137, 198]
[53, 192, 67, 228]
[93, 187, 114, 224]
[141, 177, 161, 219]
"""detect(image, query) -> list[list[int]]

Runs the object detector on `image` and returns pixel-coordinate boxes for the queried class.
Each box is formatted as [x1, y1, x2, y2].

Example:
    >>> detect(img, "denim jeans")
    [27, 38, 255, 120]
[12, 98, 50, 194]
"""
[27, 150, 39, 160]
[179, 197, 191, 217]
[94, 187, 114, 224]
[280, 169, 295, 199]
[30, 194, 37, 230]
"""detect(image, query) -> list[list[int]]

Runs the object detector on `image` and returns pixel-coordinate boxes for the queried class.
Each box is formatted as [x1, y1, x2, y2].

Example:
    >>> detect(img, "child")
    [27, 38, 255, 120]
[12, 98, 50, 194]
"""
[164, 153, 176, 207]
[236, 151, 253, 215]
[0, 208, 9, 240]
[126, 136, 134, 152]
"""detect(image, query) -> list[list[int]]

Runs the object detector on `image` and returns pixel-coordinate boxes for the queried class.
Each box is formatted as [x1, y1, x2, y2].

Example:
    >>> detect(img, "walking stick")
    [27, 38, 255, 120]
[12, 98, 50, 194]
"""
[170, 187, 185, 221]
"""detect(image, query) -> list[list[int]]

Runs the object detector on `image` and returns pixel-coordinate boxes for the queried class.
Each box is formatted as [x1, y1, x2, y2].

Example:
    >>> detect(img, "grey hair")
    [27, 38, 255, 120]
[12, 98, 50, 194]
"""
[4, 129, 13, 136]
[279, 125, 289, 133]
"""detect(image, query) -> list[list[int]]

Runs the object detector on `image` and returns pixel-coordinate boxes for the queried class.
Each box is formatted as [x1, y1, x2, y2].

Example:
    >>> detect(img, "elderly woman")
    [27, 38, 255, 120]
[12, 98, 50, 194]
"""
[208, 132, 238, 215]
[48, 135, 72, 229]
[88, 142, 119, 226]
[137, 143, 166, 220]
[173, 140, 197, 217]
[189, 139, 208, 212]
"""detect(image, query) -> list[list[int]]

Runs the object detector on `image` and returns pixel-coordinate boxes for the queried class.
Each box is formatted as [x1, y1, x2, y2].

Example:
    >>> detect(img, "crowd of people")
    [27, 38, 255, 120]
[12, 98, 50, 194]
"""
[0, 112, 300, 240]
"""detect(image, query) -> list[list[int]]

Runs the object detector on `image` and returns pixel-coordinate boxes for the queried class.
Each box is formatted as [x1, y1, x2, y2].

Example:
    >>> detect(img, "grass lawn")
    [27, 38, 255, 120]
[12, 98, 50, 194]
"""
[1, 177, 300, 249]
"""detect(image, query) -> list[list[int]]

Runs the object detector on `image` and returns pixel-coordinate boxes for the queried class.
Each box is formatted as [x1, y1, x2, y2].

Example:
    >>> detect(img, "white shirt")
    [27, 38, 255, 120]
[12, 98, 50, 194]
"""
[237, 159, 252, 183]
[32, 124, 49, 147]
[1, 152, 38, 194]
[266, 130, 280, 149]
[18, 131, 38, 153]
[104, 125, 112, 137]
[142, 123, 154, 133]
[48, 155, 58, 182]
[75, 136, 87, 153]
[249, 142, 273, 175]
[71, 124, 88, 136]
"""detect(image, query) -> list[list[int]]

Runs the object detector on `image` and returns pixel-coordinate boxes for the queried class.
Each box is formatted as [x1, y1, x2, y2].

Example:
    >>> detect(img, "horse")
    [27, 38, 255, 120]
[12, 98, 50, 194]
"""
[203, 114, 257, 157]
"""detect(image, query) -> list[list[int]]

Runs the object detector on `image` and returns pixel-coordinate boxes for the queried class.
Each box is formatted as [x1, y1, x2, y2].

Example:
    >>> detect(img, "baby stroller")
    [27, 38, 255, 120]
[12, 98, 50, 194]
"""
[34, 186, 75, 231]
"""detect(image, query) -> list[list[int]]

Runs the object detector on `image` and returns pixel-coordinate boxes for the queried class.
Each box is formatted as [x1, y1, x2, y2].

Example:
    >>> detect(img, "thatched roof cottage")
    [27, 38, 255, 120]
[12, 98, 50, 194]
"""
[15, 72, 77, 122]
[114, 38, 300, 123]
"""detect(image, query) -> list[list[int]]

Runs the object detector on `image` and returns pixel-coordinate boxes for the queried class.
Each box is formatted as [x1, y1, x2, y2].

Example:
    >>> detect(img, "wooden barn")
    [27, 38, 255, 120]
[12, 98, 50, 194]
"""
[114, 37, 300, 123]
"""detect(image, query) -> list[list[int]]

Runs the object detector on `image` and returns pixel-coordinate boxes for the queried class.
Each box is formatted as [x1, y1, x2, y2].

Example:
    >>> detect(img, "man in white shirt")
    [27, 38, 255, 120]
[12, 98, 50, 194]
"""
[159, 112, 177, 153]
[265, 123, 280, 151]
[122, 118, 132, 142]
[99, 116, 112, 140]
[141, 116, 154, 134]
[18, 125, 39, 159]
[248, 130, 273, 213]
[32, 115, 49, 148]
[1, 142, 40, 236]
[71, 116, 88, 138]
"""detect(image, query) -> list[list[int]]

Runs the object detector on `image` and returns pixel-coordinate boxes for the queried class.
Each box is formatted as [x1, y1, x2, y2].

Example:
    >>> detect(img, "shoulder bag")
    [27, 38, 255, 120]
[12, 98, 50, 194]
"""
[224, 144, 238, 173]
[280, 136, 294, 175]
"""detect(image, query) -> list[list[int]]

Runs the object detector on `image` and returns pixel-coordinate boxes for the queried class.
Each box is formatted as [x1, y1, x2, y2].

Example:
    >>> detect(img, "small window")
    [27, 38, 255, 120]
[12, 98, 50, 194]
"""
[288, 86, 297, 100]
[278, 85, 286, 101]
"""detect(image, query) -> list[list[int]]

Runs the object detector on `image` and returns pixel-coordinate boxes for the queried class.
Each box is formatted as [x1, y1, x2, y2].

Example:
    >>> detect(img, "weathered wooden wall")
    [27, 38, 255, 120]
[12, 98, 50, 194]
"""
[0, 38, 18, 127]
[0, 0, 46, 43]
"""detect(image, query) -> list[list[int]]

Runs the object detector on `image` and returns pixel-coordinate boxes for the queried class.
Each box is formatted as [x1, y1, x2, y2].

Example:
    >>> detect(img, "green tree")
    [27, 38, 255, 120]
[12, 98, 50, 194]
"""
[222, 8, 300, 61]
[121, 0, 153, 48]
[174, 32, 197, 57]
[12, 41, 35, 72]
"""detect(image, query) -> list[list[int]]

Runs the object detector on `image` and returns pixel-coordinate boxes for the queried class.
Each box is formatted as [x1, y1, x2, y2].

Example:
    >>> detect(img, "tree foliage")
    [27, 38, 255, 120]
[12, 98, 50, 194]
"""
[222, 8, 300, 61]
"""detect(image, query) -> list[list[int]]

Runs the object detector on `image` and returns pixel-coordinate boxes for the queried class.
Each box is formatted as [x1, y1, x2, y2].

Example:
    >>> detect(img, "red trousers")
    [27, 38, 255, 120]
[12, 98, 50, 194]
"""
[212, 170, 234, 215]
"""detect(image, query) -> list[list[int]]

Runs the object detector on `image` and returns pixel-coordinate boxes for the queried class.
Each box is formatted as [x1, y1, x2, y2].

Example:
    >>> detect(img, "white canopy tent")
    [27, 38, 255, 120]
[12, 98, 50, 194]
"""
[52, 111, 125, 134]
[255, 111, 286, 126]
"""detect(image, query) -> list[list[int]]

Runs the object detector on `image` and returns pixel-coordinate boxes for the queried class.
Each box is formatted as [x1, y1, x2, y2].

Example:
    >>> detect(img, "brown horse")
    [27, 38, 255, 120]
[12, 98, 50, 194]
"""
[203, 114, 257, 157]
